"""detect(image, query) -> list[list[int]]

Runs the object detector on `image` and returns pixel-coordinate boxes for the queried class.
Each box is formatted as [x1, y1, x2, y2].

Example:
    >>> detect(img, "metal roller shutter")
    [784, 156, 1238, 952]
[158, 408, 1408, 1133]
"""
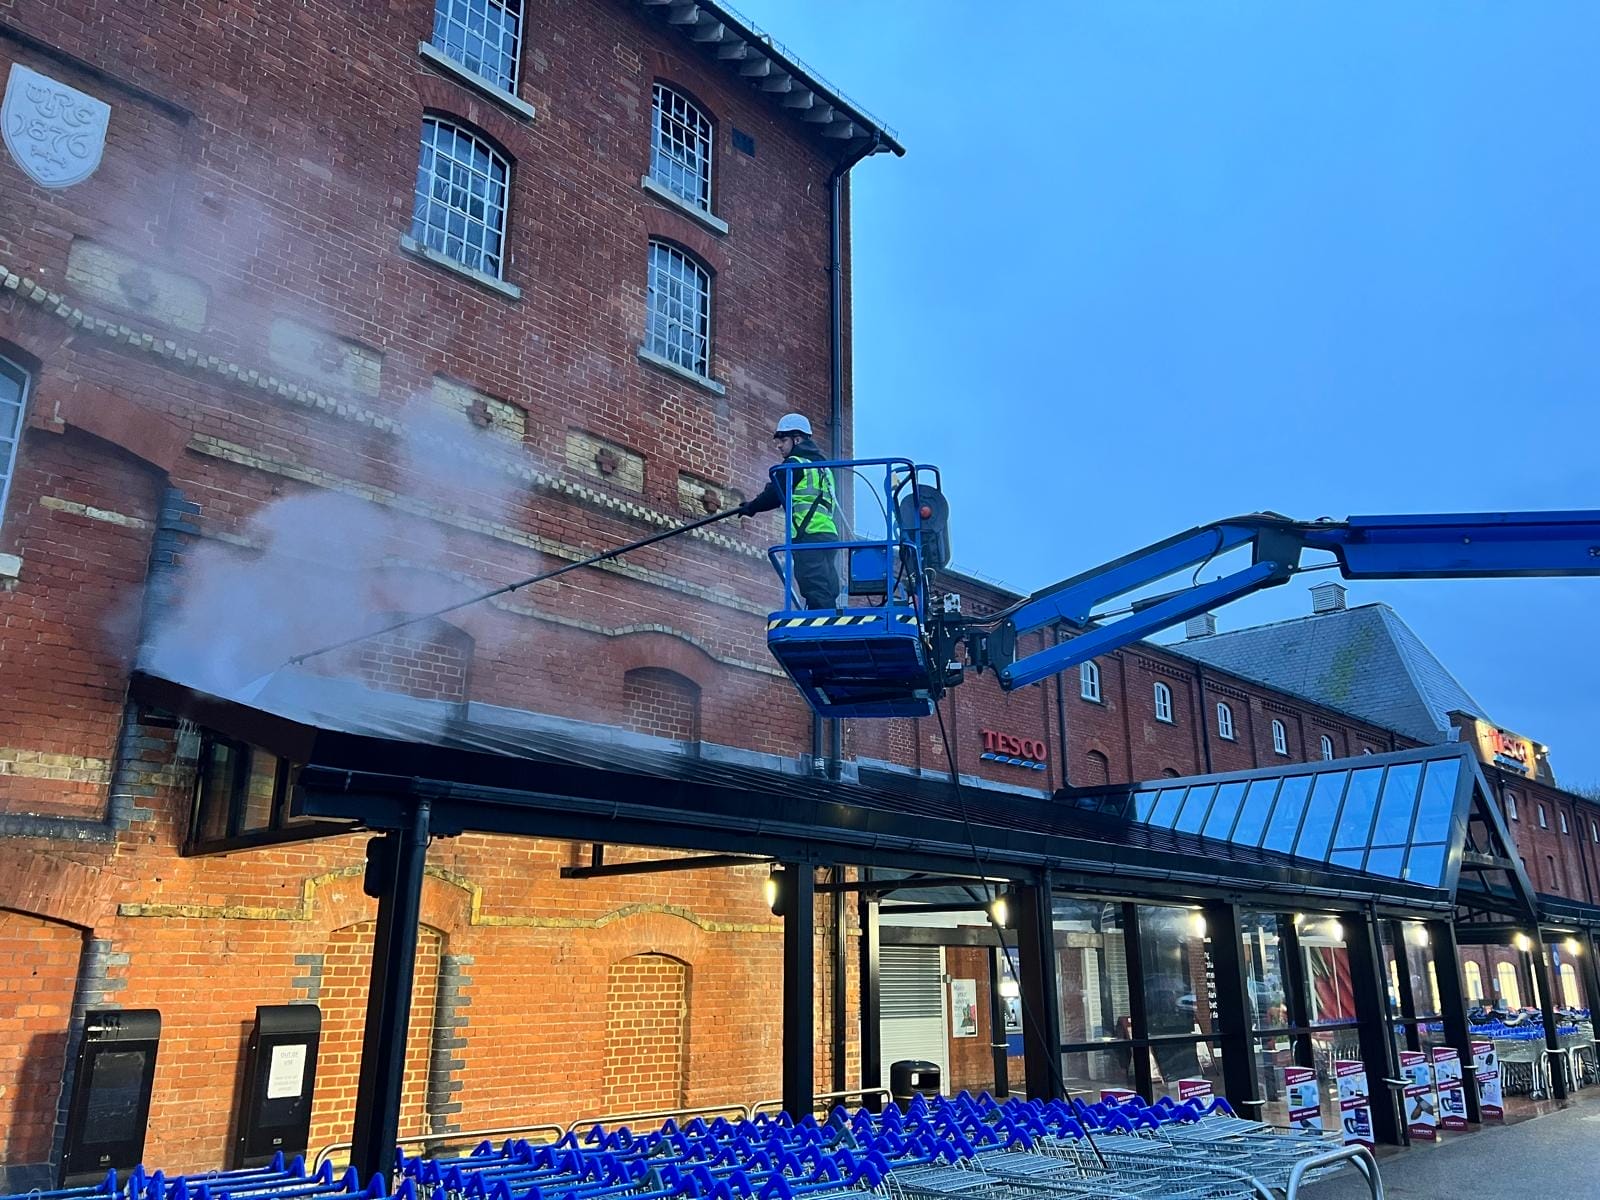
[879, 945, 948, 1090]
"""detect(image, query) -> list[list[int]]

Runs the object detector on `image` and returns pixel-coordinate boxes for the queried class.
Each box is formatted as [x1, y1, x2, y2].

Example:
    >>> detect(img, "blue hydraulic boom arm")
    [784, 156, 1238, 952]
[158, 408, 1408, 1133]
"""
[967, 510, 1600, 691]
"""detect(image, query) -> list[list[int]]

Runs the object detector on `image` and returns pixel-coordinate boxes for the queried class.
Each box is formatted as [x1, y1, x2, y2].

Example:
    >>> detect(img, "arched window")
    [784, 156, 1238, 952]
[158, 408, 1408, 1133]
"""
[1079, 660, 1101, 702]
[1270, 719, 1287, 756]
[1463, 960, 1484, 1005]
[411, 118, 511, 278]
[1319, 735, 1335, 761]
[1161, 767, 1181, 778]
[431, 0, 524, 93]
[1084, 750, 1111, 786]
[1538, 803, 1548, 829]
[0, 354, 28, 529]
[1215, 702, 1235, 741]
[1153, 681, 1173, 723]
[650, 83, 714, 212]
[1495, 960, 1522, 1009]
[1546, 854, 1561, 893]
[1504, 790, 1519, 821]
[645, 241, 713, 378]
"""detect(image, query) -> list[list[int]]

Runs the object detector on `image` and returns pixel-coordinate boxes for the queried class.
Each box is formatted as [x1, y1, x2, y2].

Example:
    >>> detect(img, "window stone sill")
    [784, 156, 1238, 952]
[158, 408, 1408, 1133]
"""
[400, 236, 522, 301]
[418, 42, 537, 121]
[636, 346, 726, 396]
[640, 176, 729, 236]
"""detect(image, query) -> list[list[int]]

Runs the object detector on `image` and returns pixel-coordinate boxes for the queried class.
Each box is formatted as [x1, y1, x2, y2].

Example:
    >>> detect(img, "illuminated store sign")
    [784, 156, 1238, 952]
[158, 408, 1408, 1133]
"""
[980, 728, 1047, 771]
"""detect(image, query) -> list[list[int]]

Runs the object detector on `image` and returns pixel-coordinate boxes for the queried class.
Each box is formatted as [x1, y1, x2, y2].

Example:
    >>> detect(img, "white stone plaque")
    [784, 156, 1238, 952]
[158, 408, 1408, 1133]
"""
[3, 63, 111, 188]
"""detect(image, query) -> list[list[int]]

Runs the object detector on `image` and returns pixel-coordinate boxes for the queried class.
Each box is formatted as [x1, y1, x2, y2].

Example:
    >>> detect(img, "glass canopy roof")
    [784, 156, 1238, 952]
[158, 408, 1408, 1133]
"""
[1067, 745, 1482, 891]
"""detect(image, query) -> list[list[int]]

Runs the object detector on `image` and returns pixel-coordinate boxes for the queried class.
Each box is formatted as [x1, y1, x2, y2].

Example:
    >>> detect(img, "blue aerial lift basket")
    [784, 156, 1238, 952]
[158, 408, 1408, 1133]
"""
[765, 458, 949, 718]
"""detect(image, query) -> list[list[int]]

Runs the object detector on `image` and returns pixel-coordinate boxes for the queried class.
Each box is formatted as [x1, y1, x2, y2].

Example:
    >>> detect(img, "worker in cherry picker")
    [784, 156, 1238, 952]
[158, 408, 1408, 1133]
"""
[737, 413, 839, 609]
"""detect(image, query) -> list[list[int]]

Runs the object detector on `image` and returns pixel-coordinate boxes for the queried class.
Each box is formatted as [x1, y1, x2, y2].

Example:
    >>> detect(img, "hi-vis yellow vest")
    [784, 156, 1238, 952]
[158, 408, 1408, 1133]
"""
[789, 458, 837, 536]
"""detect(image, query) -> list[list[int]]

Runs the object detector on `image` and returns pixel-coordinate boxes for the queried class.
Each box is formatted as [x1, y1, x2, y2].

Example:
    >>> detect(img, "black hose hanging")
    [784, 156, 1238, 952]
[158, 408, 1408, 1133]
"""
[241, 506, 743, 692]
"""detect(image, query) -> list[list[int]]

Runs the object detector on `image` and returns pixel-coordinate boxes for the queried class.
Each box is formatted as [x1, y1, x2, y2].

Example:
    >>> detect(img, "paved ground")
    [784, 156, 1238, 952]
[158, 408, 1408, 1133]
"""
[1302, 1099, 1600, 1198]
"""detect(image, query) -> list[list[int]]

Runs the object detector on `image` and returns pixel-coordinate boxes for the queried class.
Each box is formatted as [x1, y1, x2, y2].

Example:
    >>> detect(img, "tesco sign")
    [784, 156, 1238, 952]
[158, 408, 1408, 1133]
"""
[980, 729, 1048, 770]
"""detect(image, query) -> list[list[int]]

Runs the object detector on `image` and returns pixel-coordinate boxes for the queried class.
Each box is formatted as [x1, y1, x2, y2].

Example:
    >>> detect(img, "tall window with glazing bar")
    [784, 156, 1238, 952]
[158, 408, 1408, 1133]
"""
[650, 84, 714, 212]
[411, 118, 511, 279]
[431, 0, 523, 92]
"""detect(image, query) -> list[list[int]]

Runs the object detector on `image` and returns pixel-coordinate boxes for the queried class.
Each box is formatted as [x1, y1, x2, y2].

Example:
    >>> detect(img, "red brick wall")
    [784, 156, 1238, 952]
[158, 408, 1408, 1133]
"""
[0, 913, 82, 1168]
[943, 945, 996, 1094]
[358, 618, 472, 703]
[603, 953, 688, 1112]
[858, 607, 1417, 792]
[307, 922, 442, 1149]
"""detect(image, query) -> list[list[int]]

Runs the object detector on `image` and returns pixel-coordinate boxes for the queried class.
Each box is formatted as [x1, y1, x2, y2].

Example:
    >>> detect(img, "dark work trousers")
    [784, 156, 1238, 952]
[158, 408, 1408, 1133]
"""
[785, 529, 840, 609]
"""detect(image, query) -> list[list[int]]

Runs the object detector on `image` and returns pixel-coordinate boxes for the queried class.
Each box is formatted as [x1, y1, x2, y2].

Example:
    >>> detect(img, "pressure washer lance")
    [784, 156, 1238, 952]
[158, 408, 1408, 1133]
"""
[236, 505, 745, 702]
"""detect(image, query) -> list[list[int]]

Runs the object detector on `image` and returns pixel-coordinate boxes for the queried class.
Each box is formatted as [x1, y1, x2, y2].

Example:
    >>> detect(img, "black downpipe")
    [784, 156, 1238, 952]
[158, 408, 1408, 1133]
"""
[1195, 664, 1215, 773]
[1054, 628, 1070, 785]
[820, 136, 881, 781]
[831, 871, 848, 1094]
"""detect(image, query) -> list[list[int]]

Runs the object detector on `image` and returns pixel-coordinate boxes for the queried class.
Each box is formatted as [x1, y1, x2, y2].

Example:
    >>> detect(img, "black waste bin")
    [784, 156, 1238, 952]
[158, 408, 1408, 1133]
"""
[890, 1059, 942, 1108]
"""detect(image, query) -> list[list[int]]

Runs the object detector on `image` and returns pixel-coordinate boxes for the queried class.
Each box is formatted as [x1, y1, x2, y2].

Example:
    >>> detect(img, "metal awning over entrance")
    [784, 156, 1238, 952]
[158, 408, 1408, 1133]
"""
[133, 671, 1446, 908]
[132, 671, 1546, 1176]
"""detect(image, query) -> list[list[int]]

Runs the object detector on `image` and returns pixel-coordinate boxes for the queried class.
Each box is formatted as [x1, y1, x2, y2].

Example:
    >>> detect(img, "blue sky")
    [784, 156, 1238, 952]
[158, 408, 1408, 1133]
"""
[735, 2, 1599, 787]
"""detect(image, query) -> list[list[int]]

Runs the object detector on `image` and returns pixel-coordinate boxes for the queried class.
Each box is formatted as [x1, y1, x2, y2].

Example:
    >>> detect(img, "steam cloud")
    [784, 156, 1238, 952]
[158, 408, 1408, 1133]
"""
[136, 394, 533, 705]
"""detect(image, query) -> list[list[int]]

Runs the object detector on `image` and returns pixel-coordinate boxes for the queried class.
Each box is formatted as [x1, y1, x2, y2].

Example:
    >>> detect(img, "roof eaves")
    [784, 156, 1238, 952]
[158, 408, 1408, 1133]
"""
[630, 0, 906, 159]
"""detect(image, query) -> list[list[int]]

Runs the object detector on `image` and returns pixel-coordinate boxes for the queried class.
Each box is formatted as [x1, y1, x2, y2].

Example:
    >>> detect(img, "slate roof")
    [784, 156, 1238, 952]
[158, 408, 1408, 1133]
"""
[1169, 603, 1486, 744]
[626, 0, 905, 160]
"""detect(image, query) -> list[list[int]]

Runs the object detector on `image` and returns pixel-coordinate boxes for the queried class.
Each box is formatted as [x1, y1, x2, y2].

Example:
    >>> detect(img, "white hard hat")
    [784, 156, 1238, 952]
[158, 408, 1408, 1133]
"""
[774, 412, 813, 437]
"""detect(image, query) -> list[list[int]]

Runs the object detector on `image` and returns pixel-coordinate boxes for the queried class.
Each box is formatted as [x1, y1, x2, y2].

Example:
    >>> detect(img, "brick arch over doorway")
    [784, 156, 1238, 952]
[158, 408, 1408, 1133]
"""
[307, 922, 444, 1148]
[603, 953, 690, 1112]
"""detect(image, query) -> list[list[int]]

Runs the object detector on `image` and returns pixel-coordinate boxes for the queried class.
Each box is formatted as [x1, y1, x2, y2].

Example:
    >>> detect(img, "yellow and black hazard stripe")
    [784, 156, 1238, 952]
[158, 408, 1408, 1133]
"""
[767, 613, 921, 630]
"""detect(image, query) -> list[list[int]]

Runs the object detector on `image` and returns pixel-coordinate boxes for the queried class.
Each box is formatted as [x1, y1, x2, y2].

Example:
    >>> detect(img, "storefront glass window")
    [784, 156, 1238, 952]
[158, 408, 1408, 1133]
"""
[1053, 898, 1129, 1046]
[1059, 1046, 1142, 1099]
[1137, 903, 1223, 1091]
[1560, 962, 1582, 1008]
[1240, 911, 1290, 1029]
[1300, 916, 1358, 1025]
[1138, 905, 1214, 1039]
[1401, 924, 1441, 1019]
[1495, 960, 1522, 1009]
[1253, 1031, 1352, 1131]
